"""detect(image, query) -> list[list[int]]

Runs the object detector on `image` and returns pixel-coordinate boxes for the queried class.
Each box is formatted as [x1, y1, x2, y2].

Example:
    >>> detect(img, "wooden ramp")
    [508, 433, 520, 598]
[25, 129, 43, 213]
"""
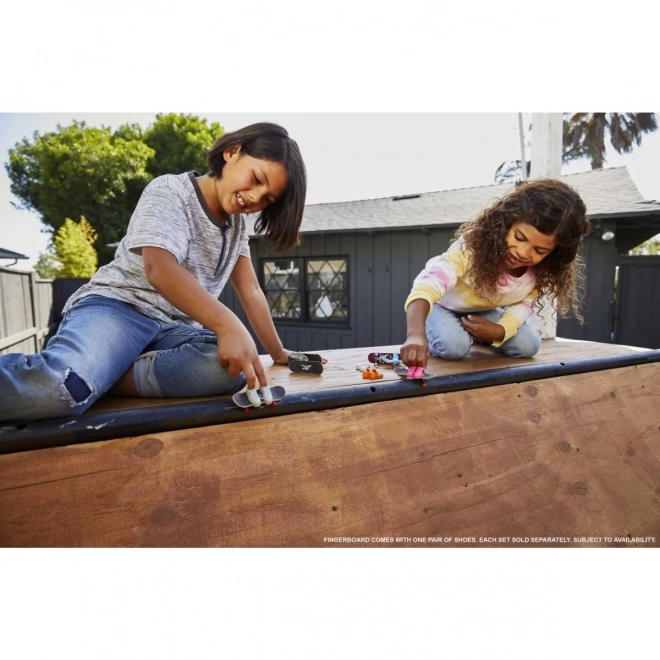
[1, 339, 659, 547]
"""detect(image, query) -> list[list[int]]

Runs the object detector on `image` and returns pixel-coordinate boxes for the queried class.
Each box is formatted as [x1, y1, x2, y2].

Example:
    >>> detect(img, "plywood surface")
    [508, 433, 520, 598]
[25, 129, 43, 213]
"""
[1, 362, 658, 548]
[89, 338, 650, 414]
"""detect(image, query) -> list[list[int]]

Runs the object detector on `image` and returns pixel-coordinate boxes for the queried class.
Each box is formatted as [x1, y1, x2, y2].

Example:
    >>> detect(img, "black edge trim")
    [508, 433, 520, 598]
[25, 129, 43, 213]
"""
[1, 350, 659, 455]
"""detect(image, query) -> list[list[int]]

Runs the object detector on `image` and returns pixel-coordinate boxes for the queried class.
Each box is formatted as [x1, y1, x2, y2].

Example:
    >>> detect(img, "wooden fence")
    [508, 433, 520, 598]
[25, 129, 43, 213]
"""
[0, 267, 54, 356]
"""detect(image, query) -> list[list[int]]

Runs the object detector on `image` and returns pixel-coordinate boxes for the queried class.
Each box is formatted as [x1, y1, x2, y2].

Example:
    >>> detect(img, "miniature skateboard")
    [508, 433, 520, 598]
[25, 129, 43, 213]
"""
[394, 365, 435, 386]
[289, 352, 324, 374]
[368, 352, 402, 366]
[232, 385, 286, 412]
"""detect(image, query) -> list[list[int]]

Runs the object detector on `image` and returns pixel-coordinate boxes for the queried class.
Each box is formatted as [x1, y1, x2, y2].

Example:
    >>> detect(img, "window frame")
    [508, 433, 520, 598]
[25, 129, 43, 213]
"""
[260, 255, 350, 327]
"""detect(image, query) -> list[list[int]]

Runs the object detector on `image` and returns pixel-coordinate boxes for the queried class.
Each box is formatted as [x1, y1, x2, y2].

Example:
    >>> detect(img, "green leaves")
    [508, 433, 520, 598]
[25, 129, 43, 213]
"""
[143, 113, 225, 178]
[53, 216, 98, 278]
[35, 216, 98, 279]
[562, 113, 657, 169]
[5, 114, 225, 267]
[5, 120, 153, 265]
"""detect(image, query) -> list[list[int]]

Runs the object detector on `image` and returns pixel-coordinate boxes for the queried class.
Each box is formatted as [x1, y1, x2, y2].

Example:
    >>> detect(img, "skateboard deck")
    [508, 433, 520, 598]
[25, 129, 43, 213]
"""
[368, 352, 402, 366]
[394, 365, 435, 381]
[232, 385, 286, 409]
[289, 360, 324, 375]
[288, 352, 323, 363]
[289, 352, 324, 374]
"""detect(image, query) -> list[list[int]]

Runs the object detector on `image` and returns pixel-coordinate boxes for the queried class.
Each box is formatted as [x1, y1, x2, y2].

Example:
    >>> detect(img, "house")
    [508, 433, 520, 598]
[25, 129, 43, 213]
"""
[220, 167, 660, 351]
[0, 247, 29, 267]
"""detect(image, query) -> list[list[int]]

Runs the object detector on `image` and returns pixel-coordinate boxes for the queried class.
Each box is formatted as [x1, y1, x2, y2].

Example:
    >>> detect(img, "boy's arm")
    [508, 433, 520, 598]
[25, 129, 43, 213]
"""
[229, 255, 289, 365]
[141, 247, 267, 389]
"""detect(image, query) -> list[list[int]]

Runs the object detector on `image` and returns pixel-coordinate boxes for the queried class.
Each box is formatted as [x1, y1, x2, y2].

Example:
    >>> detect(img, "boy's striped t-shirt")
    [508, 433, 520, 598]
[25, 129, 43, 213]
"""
[63, 172, 251, 327]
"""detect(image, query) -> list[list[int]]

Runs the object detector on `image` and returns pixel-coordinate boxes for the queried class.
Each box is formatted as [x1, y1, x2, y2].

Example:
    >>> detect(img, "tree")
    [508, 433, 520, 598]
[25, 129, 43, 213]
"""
[563, 113, 657, 169]
[494, 159, 530, 185]
[6, 115, 226, 266]
[495, 113, 658, 182]
[143, 113, 225, 178]
[34, 252, 62, 279]
[35, 216, 99, 279]
[629, 235, 660, 256]
[6, 121, 154, 264]
[54, 216, 99, 277]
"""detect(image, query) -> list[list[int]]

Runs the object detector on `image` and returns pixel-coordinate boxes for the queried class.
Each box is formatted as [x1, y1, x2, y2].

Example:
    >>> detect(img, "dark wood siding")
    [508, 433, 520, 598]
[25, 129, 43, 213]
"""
[220, 223, 622, 352]
[221, 228, 455, 352]
[614, 255, 660, 349]
[557, 219, 618, 343]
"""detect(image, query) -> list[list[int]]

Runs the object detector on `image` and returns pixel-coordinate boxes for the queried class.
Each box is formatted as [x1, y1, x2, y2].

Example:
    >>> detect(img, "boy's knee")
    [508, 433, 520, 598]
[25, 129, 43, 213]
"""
[135, 342, 246, 398]
[53, 367, 97, 416]
[62, 369, 94, 404]
[0, 364, 97, 422]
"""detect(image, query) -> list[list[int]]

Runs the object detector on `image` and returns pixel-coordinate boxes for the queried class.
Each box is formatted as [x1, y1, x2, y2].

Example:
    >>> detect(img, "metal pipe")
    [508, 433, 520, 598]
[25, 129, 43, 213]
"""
[518, 113, 528, 180]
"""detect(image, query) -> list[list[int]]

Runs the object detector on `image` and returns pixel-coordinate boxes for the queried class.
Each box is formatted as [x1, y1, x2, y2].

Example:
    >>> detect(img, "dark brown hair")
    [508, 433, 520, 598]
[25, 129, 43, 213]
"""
[207, 123, 306, 252]
[456, 178, 591, 321]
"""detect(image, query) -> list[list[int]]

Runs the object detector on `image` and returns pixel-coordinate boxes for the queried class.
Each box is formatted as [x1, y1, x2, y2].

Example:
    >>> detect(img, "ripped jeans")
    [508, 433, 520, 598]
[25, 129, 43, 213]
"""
[0, 295, 245, 422]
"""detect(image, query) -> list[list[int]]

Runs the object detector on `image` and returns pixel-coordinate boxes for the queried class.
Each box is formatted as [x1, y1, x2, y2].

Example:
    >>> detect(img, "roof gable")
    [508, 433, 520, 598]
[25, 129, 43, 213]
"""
[246, 166, 660, 236]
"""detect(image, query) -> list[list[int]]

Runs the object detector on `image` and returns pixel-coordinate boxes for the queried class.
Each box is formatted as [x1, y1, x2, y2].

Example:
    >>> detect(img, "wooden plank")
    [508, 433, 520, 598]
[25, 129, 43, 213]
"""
[0, 327, 38, 351]
[1, 362, 658, 547]
[85, 337, 651, 415]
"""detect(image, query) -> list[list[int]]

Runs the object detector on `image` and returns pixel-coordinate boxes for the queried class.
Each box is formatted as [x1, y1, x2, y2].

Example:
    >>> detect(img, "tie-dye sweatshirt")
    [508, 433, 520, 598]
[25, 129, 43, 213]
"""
[405, 236, 538, 347]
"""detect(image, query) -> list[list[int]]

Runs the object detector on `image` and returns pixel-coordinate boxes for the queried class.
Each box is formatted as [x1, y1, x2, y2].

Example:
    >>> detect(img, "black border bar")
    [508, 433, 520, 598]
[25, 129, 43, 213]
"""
[1, 350, 659, 455]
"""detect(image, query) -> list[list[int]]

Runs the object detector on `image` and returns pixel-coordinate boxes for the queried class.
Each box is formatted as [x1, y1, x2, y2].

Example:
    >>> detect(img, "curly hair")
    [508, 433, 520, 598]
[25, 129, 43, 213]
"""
[455, 178, 590, 321]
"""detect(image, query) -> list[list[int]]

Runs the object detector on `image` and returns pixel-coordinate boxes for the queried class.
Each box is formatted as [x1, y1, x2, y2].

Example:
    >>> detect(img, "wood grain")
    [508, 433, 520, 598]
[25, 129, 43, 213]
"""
[88, 337, 649, 413]
[1, 362, 658, 548]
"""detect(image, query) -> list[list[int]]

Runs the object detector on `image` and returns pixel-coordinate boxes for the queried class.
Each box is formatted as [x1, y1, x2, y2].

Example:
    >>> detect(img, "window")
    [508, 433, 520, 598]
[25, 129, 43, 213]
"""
[262, 257, 349, 324]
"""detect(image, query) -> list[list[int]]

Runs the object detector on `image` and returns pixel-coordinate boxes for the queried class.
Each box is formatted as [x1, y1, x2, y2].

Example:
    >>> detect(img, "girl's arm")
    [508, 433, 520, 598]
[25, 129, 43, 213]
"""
[404, 239, 468, 312]
[400, 298, 431, 367]
[142, 246, 268, 390]
[230, 255, 290, 365]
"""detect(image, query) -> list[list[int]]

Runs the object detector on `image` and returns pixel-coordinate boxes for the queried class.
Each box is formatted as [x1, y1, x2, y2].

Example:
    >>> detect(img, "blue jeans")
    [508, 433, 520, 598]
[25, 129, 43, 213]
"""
[426, 304, 541, 360]
[0, 295, 246, 422]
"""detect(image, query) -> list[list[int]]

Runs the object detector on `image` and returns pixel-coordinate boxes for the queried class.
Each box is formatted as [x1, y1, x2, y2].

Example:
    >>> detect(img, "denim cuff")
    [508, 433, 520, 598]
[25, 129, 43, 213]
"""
[132, 352, 165, 397]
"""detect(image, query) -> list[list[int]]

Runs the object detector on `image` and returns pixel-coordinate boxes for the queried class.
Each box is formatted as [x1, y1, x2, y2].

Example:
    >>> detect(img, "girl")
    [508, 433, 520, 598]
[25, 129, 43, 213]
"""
[0, 123, 307, 422]
[400, 178, 590, 367]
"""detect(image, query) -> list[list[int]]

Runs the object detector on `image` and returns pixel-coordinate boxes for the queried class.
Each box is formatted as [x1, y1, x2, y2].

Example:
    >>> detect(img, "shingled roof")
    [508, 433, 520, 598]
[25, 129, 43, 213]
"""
[246, 166, 660, 236]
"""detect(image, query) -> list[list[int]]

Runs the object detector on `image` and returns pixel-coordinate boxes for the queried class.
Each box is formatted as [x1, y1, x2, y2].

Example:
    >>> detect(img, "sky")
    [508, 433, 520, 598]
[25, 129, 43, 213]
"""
[2, 112, 659, 269]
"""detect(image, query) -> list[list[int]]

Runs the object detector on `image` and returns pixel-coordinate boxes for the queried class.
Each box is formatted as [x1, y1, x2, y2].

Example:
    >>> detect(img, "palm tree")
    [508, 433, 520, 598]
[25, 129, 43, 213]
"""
[563, 113, 657, 169]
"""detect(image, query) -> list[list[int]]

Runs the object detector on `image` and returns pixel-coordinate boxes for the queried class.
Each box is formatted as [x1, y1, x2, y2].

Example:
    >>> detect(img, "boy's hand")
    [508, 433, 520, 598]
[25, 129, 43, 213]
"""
[214, 319, 266, 390]
[270, 348, 292, 366]
[460, 315, 506, 342]
[401, 332, 429, 368]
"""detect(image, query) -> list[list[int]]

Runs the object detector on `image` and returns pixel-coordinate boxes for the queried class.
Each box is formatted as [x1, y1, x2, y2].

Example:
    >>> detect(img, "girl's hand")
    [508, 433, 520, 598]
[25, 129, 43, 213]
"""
[460, 315, 506, 342]
[401, 332, 429, 368]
